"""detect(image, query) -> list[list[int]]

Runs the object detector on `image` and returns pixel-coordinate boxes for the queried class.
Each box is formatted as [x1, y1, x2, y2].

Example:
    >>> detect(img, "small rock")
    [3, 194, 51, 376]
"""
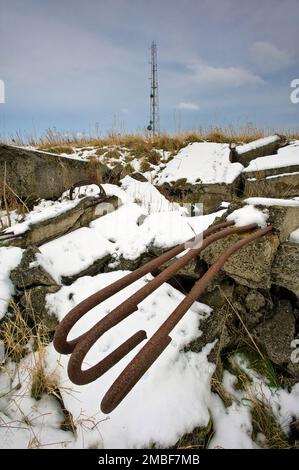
[21, 285, 60, 331]
[272, 242, 299, 298]
[10, 246, 57, 288]
[253, 300, 295, 367]
[130, 172, 148, 182]
[245, 291, 266, 312]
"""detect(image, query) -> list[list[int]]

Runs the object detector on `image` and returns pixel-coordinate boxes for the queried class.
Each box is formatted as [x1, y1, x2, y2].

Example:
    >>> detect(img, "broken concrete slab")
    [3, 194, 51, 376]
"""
[266, 206, 299, 242]
[271, 242, 299, 297]
[10, 246, 57, 288]
[200, 231, 279, 289]
[5, 195, 120, 248]
[243, 172, 299, 199]
[234, 135, 286, 166]
[61, 253, 111, 285]
[243, 139, 299, 178]
[0, 144, 107, 201]
[253, 299, 296, 372]
[154, 142, 243, 213]
[21, 285, 60, 331]
[157, 178, 241, 214]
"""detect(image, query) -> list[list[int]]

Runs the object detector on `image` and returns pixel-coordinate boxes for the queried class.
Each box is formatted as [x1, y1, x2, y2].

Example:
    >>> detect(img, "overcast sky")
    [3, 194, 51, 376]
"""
[0, 0, 298, 138]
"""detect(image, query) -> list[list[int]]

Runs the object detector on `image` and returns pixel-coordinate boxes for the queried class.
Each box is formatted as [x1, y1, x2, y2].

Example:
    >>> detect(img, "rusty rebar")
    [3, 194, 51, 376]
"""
[53, 219, 272, 414]
[53, 220, 232, 356]
[100, 225, 272, 413]
[65, 223, 257, 387]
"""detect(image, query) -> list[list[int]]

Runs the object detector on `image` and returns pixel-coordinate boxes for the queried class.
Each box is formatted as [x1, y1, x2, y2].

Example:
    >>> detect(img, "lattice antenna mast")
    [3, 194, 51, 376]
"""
[147, 41, 160, 137]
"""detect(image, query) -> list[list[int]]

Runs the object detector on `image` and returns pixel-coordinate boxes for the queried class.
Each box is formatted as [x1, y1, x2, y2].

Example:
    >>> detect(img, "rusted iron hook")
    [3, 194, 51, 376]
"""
[53, 220, 233, 356]
[69, 179, 106, 201]
[101, 225, 272, 413]
[63, 223, 258, 390]
[53, 221, 272, 412]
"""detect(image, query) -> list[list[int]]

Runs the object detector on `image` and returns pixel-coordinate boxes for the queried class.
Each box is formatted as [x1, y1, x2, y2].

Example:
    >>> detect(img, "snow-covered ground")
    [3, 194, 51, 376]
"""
[1, 268, 298, 449]
[0, 247, 23, 319]
[0, 271, 216, 449]
[1, 139, 299, 449]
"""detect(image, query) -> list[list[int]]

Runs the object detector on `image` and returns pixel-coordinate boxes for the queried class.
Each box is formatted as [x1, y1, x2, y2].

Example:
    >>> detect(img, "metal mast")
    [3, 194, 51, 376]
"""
[147, 41, 160, 137]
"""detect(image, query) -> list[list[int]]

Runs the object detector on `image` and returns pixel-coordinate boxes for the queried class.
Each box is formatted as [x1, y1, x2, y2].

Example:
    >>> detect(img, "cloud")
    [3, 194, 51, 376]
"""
[188, 62, 264, 87]
[177, 101, 199, 111]
[1, 0, 299, 134]
[251, 41, 293, 72]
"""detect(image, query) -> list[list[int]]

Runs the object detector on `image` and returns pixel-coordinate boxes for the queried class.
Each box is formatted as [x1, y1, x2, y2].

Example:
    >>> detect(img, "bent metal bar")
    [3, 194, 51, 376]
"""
[53, 220, 272, 413]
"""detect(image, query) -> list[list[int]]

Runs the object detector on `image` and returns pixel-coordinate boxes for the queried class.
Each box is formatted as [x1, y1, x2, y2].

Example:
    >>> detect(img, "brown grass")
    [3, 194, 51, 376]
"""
[249, 395, 290, 448]
[1, 167, 30, 230]
[0, 301, 32, 362]
[30, 345, 59, 401]
[4, 125, 299, 154]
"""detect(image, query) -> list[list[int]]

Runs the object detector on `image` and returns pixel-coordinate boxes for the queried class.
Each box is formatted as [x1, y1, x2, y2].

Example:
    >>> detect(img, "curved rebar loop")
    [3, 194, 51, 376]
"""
[53, 220, 232, 356]
[69, 180, 106, 201]
[100, 225, 273, 413]
[54, 222, 257, 387]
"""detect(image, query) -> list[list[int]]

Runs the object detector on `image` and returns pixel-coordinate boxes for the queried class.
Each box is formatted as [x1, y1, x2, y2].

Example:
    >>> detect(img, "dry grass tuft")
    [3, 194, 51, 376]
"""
[0, 301, 32, 363]
[249, 395, 290, 448]
[139, 159, 152, 173]
[30, 345, 59, 401]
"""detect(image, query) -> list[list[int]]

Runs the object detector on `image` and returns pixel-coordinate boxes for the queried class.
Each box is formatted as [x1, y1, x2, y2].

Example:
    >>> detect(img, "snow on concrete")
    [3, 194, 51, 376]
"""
[35, 181, 225, 283]
[120, 175, 181, 213]
[0, 247, 23, 319]
[38, 202, 226, 281]
[278, 140, 299, 156]
[244, 197, 299, 207]
[155, 143, 243, 185]
[45, 270, 215, 449]
[289, 228, 299, 243]
[38, 227, 114, 283]
[265, 171, 299, 180]
[227, 205, 269, 228]
[235, 135, 280, 156]
[4, 178, 182, 239]
[5, 198, 82, 236]
[4, 183, 128, 238]
[243, 140, 299, 173]
[290, 340, 299, 364]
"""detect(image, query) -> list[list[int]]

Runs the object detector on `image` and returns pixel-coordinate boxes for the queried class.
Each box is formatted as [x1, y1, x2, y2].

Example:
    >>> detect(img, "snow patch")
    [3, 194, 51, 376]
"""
[243, 140, 299, 173]
[289, 228, 299, 243]
[156, 142, 243, 185]
[227, 205, 268, 228]
[244, 197, 299, 207]
[236, 135, 280, 156]
[0, 247, 23, 319]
